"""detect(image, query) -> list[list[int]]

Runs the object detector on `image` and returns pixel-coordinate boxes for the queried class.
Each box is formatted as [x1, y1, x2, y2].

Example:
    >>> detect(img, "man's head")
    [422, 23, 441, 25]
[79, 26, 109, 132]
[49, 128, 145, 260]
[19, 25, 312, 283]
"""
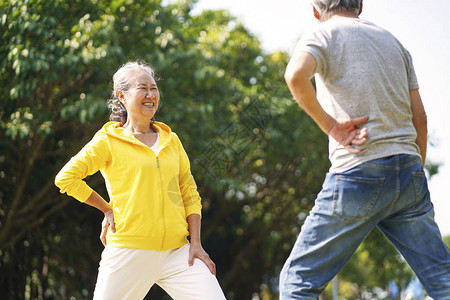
[311, 0, 363, 22]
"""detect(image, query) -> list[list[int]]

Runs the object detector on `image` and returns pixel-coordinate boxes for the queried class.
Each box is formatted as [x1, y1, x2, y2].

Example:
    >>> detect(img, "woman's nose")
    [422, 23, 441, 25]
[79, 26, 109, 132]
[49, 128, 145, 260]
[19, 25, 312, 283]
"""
[146, 90, 156, 98]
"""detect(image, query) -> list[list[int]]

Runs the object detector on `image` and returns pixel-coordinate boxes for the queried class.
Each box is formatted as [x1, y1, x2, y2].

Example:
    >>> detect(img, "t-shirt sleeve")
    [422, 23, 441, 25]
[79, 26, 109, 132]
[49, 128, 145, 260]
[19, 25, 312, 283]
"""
[295, 29, 329, 76]
[403, 49, 419, 90]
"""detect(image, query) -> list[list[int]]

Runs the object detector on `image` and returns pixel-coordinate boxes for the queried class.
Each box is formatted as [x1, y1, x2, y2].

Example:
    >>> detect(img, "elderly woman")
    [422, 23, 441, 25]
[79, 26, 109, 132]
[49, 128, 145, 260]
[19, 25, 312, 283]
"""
[55, 61, 226, 300]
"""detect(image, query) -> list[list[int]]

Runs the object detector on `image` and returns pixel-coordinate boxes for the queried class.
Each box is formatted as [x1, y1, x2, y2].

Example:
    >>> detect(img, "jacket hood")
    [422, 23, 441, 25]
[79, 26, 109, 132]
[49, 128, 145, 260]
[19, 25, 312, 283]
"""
[101, 121, 173, 145]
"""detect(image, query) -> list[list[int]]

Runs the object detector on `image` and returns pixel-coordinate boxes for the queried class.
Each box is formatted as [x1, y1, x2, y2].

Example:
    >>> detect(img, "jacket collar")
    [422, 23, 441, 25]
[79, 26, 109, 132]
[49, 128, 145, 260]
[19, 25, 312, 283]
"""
[101, 121, 172, 148]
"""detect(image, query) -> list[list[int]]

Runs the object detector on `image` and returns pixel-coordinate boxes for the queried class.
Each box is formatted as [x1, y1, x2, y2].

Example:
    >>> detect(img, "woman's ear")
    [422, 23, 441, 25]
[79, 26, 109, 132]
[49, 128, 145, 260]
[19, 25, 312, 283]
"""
[117, 90, 125, 104]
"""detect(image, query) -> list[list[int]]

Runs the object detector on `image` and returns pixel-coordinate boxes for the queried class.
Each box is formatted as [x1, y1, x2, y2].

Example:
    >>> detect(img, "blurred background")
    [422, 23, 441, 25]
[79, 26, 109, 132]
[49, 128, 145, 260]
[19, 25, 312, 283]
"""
[1, 0, 448, 299]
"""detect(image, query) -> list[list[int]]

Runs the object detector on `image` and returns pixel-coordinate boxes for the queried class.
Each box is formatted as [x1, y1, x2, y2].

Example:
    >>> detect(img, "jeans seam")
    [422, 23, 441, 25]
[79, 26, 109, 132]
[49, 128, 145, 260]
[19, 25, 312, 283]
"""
[384, 171, 400, 217]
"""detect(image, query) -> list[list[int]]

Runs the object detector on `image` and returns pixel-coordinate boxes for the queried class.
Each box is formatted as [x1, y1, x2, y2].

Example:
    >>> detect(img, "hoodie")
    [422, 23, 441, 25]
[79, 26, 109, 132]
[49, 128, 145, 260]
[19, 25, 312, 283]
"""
[55, 121, 202, 251]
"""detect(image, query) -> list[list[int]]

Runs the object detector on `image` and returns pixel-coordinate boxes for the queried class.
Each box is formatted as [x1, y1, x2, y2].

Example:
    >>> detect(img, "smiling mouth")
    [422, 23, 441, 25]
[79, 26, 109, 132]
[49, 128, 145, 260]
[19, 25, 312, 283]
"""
[143, 103, 155, 108]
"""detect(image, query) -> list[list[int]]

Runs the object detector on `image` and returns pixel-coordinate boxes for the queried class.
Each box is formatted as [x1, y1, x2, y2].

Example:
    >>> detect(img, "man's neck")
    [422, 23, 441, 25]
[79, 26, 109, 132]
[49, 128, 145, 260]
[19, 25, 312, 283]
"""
[321, 11, 359, 23]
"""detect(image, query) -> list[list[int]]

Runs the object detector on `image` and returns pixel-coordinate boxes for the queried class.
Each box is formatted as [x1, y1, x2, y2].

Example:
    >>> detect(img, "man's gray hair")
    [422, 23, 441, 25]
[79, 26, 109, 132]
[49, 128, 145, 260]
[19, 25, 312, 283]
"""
[311, 0, 362, 19]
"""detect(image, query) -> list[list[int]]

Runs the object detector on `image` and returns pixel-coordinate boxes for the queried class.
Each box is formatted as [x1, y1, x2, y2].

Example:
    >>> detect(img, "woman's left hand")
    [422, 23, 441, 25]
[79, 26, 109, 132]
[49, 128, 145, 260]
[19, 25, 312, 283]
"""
[188, 242, 216, 275]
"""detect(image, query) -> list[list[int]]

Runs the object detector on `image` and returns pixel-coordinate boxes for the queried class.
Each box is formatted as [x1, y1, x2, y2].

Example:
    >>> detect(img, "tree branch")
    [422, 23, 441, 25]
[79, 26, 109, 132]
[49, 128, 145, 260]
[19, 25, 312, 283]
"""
[2, 200, 69, 250]
[0, 137, 46, 247]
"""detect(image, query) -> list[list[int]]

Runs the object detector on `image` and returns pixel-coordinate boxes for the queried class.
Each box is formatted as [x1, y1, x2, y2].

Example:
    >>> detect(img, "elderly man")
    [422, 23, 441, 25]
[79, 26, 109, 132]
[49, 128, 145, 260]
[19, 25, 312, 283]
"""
[279, 0, 450, 299]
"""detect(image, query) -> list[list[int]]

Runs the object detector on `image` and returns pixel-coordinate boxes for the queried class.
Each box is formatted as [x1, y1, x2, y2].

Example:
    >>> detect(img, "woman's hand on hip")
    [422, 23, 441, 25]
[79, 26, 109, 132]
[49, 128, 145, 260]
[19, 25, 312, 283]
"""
[100, 209, 116, 247]
[188, 243, 216, 276]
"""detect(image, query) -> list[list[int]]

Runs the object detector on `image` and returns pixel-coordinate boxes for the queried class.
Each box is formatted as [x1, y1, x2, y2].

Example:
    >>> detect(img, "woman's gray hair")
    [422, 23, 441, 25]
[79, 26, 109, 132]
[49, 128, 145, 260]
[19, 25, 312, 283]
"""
[107, 61, 157, 123]
[311, 0, 362, 19]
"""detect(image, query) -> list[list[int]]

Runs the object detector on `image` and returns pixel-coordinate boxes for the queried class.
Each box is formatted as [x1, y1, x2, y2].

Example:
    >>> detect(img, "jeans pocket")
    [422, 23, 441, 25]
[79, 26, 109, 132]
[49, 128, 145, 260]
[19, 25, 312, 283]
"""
[333, 175, 384, 223]
[412, 171, 431, 212]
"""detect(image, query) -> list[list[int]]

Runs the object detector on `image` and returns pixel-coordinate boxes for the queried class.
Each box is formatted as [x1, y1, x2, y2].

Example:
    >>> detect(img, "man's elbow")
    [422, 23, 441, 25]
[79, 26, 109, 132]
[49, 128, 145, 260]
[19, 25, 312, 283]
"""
[284, 67, 295, 86]
[284, 67, 307, 89]
[285, 52, 316, 86]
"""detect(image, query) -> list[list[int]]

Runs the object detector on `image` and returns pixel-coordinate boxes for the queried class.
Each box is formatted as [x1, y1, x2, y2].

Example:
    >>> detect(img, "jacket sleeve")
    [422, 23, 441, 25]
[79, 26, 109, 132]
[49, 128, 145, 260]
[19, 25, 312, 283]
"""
[54, 131, 110, 202]
[173, 133, 202, 217]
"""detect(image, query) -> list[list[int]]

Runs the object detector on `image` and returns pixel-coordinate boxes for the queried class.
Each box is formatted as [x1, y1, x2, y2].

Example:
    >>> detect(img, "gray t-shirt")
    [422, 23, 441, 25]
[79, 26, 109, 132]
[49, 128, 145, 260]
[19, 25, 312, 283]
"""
[297, 18, 420, 172]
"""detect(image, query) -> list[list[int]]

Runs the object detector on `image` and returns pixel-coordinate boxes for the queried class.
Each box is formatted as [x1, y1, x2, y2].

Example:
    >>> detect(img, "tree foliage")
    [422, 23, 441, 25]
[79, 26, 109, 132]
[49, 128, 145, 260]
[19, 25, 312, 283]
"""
[0, 0, 445, 299]
[332, 229, 415, 299]
[0, 0, 327, 298]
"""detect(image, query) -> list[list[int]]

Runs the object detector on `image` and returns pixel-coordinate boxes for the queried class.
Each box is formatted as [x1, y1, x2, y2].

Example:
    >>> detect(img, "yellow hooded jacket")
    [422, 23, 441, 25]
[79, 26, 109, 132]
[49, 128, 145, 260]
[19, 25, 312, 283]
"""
[55, 121, 202, 251]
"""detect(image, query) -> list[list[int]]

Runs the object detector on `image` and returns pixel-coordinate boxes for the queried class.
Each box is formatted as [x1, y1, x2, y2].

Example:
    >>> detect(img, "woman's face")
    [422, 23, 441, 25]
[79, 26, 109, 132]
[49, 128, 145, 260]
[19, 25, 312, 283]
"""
[120, 70, 160, 122]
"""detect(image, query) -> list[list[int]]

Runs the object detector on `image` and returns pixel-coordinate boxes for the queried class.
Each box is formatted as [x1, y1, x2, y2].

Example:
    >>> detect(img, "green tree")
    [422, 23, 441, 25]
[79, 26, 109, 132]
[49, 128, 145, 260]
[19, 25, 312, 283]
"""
[0, 0, 328, 298]
[443, 235, 450, 248]
[329, 229, 415, 299]
[1, 0, 120, 297]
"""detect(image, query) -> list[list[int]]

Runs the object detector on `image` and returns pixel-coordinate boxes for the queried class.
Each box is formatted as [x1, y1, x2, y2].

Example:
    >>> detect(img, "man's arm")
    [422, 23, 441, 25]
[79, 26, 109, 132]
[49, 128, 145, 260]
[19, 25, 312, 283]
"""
[410, 88, 427, 167]
[284, 51, 334, 134]
[284, 51, 368, 153]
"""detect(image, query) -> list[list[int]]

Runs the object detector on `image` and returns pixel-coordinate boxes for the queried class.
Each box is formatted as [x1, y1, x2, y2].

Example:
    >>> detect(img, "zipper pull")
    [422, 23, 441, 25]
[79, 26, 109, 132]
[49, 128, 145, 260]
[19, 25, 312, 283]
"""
[156, 156, 160, 168]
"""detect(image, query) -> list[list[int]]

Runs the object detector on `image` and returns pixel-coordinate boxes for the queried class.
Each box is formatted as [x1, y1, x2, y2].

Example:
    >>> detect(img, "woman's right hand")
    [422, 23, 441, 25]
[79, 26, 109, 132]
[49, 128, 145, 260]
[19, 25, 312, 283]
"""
[100, 209, 116, 246]
[83, 191, 116, 246]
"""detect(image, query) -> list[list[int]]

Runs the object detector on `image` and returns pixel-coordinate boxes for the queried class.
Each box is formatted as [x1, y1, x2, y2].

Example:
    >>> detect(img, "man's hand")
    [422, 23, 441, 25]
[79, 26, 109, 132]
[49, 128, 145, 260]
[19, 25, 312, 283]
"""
[328, 115, 369, 153]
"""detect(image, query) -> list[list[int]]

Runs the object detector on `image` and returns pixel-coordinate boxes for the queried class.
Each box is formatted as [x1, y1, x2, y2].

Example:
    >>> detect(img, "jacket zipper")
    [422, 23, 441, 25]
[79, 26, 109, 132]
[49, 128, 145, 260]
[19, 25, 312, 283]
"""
[156, 154, 166, 250]
[134, 134, 168, 251]
[156, 136, 170, 250]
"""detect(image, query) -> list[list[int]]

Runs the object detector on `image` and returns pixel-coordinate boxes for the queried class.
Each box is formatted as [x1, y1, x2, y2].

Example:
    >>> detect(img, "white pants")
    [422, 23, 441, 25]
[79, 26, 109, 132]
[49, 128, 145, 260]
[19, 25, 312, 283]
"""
[93, 244, 226, 300]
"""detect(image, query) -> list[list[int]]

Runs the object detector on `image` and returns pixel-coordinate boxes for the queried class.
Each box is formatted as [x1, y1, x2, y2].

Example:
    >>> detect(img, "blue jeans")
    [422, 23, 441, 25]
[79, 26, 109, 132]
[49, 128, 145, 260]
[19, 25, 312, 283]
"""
[279, 154, 450, 299]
